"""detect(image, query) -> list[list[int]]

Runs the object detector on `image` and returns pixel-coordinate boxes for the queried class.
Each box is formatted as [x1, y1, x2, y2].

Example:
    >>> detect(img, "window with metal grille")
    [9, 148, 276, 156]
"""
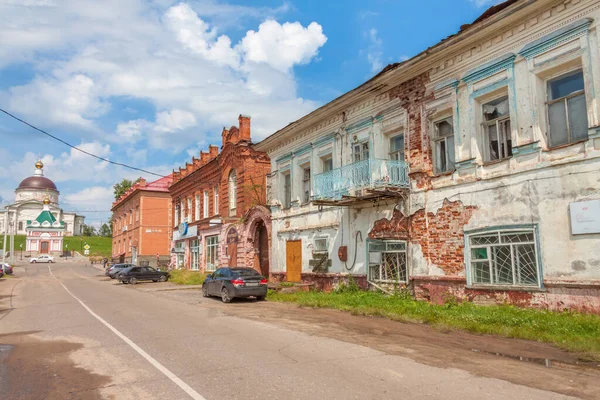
[433, 117, 455, 173]
[468, 229, 540, 287]
[302, 167, 311, 204]
[547, 70, 588, 147]
[205, 235, 219, 271]
[368, 240, 407, 283]
[482, 96, 512, 161]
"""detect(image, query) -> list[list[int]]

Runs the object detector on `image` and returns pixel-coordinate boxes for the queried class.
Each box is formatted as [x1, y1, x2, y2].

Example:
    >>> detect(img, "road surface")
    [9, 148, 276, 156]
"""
[1, 261, 597, 400]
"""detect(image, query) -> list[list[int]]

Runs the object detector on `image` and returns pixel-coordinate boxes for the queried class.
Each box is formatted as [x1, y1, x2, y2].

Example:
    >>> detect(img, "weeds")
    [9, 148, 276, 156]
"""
[169, 270, 208, 285]
[267, 290, 600, 360]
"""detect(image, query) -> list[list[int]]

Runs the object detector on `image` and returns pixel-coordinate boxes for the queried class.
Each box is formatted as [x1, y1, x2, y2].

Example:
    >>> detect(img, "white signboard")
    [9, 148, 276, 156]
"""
[84, 249, 90, 255]
[570, 199, 600, 235]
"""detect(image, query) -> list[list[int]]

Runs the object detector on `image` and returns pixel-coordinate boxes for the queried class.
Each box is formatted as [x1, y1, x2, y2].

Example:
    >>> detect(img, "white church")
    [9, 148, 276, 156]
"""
[0, 160, 85, 237]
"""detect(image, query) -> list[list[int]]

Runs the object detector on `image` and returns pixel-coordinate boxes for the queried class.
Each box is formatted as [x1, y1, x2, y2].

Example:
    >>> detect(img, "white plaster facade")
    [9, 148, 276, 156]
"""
[256, 0, 600, 310]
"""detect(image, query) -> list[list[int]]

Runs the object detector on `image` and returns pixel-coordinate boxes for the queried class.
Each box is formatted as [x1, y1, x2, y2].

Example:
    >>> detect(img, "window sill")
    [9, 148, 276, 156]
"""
[466, 284, 545, 292]
[432, 170, 455, 178]
[544, 138, 588, 152]
[482, 158, 511, 166]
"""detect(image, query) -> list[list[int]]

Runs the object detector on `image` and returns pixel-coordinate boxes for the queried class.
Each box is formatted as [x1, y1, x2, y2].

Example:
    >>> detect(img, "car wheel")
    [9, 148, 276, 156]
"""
[129, 277, 137, 285]
[158, 275, 167, 282]
[256, 296, 266, 301]
[202, 285, 209, 297]
[152, 279, 158, 282]
[32, 260, 37, 263]
[221, 287, 232, 303]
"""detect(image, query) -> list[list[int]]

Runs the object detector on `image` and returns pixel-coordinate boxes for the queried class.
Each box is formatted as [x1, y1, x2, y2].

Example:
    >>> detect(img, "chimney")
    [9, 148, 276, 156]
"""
[221, 127, 229, 147]
[239, 114, 251, 142]
[138, 178, 147, 187]
[209, 145, 218, 159]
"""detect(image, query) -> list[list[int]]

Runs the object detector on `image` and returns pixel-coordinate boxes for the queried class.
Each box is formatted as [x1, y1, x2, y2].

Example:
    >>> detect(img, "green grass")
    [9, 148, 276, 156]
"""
[169, 269, 208, 285]
[5, 235, 112, 258]
[267, 289, 600, 361]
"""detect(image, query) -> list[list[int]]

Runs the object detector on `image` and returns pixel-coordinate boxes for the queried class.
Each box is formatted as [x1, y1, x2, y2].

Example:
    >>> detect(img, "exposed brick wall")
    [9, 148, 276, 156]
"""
[368, 199, 477, 275]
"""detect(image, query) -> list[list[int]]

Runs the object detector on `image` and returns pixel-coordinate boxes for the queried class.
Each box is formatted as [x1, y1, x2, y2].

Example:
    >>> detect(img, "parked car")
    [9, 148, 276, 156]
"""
[30, 255, 55, 263]
[2, 263, 13, 275]
[105, 263, 131, 279]
[118, 266, 169, 285]
[202, 267, 268, 303]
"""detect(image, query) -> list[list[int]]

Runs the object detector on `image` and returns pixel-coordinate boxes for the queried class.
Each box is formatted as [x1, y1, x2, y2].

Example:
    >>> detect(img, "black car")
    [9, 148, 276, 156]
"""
[202, 267, 268, 303]
[118, 266, 169, 284]
[106, 263, 131, 279]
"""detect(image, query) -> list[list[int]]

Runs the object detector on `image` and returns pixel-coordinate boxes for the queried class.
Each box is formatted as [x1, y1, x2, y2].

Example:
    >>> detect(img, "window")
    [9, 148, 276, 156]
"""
[302, 166, 311, 204]
[213, 186, 219, 215]
[203, 191, 209, 218]
[229, 170, 237, 216]
[180, 201, 184, 225]
[205, 235, 219, 271]
[482, 97, 512, 161]
[18, 222, 23, 231]
[195, 194, 200, 221]
[547, 70, 588, 147]
[468, 229, 539, 286]
[191, 239, 200, 270]
[129, 210, 133, 224]
[368, 240, 407, 283]
[313, 237, 328, 253]
[282, 172, 292, 209]
[389, 134, 404, 161]
[352, 142, 369, 162]
[174, 205, 179, 226]
[322, 156, 333, 173]
[135, 206, 140, 221]
[433, 117, 455, 173]
[187, 198, 192, 223]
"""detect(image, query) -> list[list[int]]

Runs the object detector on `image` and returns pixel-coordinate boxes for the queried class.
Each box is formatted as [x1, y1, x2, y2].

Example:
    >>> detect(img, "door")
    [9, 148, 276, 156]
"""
[40, 241, 49, 254]
[209, 269, 221, 295]
[228, 243, 237, 267]
[258, 224, 269, 277]
[286, 240, 302, 282]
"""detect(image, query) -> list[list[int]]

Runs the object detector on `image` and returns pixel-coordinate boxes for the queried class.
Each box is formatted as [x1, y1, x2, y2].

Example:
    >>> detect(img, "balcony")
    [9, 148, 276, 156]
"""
[313, 159, 409, 206]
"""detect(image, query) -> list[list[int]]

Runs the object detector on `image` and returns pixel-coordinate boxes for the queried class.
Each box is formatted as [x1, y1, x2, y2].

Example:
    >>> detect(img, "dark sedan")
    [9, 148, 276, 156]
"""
[105, 263, 131, 279]
[118, 266, 169, 285]
[202, 267, 268, 303]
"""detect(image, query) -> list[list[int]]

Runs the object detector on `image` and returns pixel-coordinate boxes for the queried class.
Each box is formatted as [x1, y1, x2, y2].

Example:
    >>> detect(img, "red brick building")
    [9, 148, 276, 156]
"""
[111, 175, 173, 266]
[169, 115, 271, 275]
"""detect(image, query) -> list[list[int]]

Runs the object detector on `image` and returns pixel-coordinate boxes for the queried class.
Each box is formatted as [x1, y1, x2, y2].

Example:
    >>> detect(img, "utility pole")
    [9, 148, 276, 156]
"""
[2, 207, 7, 265]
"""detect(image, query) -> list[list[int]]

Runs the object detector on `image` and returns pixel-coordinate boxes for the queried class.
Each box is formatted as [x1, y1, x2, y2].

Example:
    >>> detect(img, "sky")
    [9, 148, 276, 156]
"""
[0, 0, 502, 227]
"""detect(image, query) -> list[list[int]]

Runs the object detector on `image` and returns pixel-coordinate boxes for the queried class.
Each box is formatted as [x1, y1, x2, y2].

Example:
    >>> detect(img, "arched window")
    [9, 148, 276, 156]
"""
[228, 170, 237, 216]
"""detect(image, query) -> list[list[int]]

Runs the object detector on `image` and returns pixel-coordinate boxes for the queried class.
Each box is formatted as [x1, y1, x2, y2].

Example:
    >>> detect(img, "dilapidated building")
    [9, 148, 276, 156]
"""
[169, 115, 272, 276]
[255, 0, 600, 313]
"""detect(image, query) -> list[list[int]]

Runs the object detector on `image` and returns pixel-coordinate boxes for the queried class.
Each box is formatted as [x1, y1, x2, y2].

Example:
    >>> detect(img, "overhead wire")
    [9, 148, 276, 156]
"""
[0, 108, 166, 178]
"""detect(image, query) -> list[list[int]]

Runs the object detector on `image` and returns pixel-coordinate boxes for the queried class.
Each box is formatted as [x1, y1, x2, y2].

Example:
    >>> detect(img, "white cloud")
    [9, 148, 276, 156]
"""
[240, 20, 327, 72]
[0, 0, 328, 146]
[364, 28, 383, 73]
[469, 0, 503, 7]
[63, 186, 114, 209]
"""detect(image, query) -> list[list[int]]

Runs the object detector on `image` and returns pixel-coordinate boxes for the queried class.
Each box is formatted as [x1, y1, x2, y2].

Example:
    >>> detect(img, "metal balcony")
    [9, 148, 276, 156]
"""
[312, 159, 409, 206]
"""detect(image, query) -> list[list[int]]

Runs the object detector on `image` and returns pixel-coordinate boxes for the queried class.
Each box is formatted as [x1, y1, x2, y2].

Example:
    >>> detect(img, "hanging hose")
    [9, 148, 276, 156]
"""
[344, 230, 362, 271]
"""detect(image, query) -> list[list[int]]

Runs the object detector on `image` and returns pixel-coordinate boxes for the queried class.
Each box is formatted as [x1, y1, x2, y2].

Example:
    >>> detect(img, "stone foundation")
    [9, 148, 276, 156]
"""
[270, 272, 368, 292]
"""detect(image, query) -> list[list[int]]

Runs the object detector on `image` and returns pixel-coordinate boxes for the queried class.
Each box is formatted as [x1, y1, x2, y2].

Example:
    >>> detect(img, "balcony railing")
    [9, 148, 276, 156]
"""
[313, 159, 409, 201]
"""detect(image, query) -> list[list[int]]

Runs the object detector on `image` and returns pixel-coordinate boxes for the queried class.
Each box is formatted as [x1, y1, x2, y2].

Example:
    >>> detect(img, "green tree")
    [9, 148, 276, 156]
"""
[113, 178, 134, 200]
[82, 224, 97, 236]
[99, 223, 112, 237]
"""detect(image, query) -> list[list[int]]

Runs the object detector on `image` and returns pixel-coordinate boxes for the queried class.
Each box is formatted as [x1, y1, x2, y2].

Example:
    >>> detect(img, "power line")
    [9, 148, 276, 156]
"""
[0, 108, 165, 178]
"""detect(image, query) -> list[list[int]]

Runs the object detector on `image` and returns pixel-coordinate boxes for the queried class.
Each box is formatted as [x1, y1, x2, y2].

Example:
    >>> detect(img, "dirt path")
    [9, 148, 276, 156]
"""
[189, 296, 600, 399]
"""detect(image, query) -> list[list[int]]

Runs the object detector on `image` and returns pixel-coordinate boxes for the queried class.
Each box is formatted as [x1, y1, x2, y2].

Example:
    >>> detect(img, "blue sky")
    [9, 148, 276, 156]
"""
[0, 0, 499, 226]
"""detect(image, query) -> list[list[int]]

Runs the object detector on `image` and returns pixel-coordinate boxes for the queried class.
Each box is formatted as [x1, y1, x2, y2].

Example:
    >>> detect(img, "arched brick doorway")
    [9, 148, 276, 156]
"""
[255, 220, 269, 276]
[244, 206, 271, 277]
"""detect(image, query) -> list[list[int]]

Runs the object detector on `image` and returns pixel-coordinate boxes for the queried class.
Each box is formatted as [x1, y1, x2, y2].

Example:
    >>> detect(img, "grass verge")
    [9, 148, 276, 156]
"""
[169, 270, 208, 285]
[267, 289, 600, 361]
[9, 235, 112, 258]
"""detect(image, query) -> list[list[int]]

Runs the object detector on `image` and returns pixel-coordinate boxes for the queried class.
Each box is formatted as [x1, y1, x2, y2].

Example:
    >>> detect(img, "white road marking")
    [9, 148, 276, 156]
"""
[49, 265, 206, 400]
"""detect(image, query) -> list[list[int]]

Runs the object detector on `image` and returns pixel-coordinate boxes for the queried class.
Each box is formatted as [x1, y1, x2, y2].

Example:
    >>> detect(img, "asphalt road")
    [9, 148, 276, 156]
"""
[0, 262, 586, 399]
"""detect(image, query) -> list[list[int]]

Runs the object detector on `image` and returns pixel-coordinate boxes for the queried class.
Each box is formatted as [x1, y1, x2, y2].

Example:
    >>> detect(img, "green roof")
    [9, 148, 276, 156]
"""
[36, 210, 57, 224]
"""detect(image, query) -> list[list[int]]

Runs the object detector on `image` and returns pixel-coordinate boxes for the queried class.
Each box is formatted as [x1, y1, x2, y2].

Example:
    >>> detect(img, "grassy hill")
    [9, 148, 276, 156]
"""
[4, 235, 112, 258]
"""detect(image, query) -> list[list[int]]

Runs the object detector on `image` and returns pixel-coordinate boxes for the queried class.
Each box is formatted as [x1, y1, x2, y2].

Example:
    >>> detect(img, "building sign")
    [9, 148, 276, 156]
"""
[226, 227, 238, 244]
[172, 224, 198, 241]
[570, 199, 600, 235]
[178, 222, 188, 236]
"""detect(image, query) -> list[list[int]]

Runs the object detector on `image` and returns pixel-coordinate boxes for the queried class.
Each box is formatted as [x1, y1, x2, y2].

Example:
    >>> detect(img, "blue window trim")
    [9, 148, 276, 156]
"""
[519, 18, 592, 60]
[464, 224, 544, 289]
[462, 53, 516, 84]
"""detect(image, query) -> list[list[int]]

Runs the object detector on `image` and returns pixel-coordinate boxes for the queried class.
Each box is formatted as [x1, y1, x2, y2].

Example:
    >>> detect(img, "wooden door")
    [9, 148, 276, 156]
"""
[40, 241, 49, 254]
[228, 243, 237, 267]
[286, 240, 302, 282]
[258, 224, 269, 277]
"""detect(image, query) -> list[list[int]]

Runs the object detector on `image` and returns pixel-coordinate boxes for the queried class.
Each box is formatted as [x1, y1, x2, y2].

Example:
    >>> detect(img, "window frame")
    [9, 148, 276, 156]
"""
[352, 141, 369, 163]
[321, 156, 333, 173]
[213, 186, 219, 215]
[282, 171, 292, 209]
[389, 133, 405, 161]
[187, 198, 192, 223]
[228, 170, 237, 217]
[203, 190, 209, 218]
[205, 235, 219, 272]
[432, 116, 455, 174]
[481, 96, 512, 162]
[195, 194, 200, 221]
[466, 227, 542, 288]
[301, 165, 311, 205]
[545, 69, 588, 148]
